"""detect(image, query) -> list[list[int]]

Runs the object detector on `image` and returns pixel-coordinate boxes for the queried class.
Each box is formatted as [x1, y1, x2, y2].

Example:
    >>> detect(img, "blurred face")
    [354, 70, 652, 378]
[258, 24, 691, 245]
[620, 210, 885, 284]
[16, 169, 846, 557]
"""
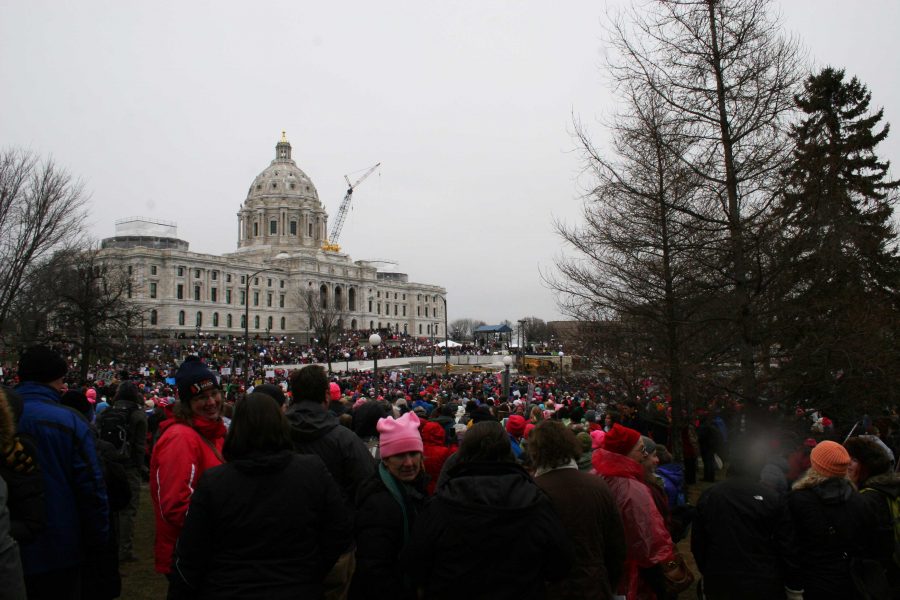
[383, 451, 423, 482]
[190, 389, 223, 420]
[848, 457, 861, 484]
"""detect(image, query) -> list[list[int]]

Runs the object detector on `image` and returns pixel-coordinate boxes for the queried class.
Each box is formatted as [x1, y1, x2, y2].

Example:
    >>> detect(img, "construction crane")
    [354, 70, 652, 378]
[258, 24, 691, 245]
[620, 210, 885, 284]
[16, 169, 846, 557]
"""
[322, 162, 381, 252]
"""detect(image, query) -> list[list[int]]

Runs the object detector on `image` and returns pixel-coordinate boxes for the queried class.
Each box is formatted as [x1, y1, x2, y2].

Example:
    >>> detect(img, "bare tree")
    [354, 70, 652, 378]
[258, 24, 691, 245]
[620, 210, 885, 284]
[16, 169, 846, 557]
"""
[521, 317, 551, 343]
[0, 149, 89, 340]
[300, 287, 348, 374]
[607, 0, 803, 405]
[449, 318, 476, 341]
[30, 246, 142, 381]
[552, 87, 714, 458]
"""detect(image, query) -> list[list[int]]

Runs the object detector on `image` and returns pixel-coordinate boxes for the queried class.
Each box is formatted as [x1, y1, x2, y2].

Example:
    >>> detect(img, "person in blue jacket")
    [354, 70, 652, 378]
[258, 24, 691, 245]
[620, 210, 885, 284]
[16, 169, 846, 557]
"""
[15, 346, 109, 600]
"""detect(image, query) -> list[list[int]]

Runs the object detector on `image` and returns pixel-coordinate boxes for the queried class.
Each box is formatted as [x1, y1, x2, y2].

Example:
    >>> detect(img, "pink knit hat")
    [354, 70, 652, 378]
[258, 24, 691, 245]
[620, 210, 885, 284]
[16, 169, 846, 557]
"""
[85, 388, 97, 404]
[329, 382, 341, 401]
[590, 430, 606, 450]
[377, 412, 423, 458]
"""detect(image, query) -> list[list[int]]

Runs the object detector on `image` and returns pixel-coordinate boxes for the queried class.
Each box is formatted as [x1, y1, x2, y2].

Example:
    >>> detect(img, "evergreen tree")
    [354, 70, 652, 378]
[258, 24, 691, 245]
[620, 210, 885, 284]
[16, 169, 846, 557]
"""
[775, 67, 900, 416]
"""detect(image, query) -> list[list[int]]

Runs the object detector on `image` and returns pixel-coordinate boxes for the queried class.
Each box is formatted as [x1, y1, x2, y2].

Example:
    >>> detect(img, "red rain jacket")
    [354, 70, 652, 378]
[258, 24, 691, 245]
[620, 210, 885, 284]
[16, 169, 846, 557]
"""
[593, 448, 676, 599]
[150, 417, 226, 573]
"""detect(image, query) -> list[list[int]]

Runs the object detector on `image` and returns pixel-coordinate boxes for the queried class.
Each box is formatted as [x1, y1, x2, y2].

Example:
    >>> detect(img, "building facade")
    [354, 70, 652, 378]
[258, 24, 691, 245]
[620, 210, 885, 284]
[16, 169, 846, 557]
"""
[99, 134, 446, 339]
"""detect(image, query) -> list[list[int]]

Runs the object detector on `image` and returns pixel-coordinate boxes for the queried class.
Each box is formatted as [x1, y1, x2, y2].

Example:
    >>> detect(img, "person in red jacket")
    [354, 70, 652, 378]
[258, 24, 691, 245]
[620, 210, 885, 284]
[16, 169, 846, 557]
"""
[593, 424, 693, 599]
[150, 357, 226, 577]
[421, 420, 455, 496]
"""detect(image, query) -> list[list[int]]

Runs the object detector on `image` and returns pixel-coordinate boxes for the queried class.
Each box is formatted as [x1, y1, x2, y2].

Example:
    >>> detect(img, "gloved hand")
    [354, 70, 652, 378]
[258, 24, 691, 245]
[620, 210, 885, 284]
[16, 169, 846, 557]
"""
[785, 587, 804, 600]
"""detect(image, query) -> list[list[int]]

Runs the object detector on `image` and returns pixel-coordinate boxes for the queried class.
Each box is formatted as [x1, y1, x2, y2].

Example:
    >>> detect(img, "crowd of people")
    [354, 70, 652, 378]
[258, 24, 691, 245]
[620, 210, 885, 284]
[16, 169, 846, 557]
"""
[9, 332, 510, 387]
[1, 344, 899, 599]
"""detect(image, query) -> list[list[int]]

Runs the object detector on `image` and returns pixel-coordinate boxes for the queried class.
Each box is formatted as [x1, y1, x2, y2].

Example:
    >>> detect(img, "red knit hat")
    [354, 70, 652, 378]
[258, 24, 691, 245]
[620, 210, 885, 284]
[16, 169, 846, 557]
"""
[505, 415, 527, 438]
[810, 440, 850, 478]
[377, 412, 423, 458]
[604, 424, 642, 455]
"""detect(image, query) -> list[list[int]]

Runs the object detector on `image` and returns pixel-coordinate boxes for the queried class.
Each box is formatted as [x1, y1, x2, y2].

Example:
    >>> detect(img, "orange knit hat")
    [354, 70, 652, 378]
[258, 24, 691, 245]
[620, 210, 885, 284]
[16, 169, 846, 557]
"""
[810, 440, 850, 478]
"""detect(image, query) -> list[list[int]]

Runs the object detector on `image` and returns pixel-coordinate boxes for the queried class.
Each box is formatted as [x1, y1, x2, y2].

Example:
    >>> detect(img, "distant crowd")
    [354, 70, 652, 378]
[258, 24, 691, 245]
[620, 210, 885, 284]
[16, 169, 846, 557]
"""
[1, 345, 899, 599]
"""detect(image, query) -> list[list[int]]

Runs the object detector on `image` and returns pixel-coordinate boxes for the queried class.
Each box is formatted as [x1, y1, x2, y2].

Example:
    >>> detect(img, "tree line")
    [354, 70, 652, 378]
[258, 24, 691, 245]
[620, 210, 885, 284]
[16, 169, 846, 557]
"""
[550, 0, 899, 429]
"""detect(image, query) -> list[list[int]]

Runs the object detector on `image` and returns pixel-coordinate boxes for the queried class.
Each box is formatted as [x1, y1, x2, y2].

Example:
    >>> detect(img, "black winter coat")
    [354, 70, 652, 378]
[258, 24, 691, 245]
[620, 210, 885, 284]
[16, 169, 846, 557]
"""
[859, 472, 900, 596]
[692, 477, 802, 599]
[402, 461, 574, 600]
[349, 468, 428, 600]
[168, 450, 352, 600]
[286, 402, 375, 512]
[789, 477, 873, 600]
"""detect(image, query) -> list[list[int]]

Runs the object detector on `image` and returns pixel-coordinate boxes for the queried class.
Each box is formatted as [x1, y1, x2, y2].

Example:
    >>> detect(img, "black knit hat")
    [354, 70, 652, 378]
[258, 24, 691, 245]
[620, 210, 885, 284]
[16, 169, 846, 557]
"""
[114, 381, 143, 405]
[18, 346, 68, 383]
[253, 383, 286, 407]
[175, 356, 219, 402]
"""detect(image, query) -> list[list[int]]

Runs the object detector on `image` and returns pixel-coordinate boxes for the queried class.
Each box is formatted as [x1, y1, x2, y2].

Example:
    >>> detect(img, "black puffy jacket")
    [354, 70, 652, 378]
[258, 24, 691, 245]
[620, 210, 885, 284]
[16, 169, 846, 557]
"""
[402, 461, 573, 600]
[789, 477, 873, 600]
[693, 477, 801, 599]
[169, 450, 352, 600]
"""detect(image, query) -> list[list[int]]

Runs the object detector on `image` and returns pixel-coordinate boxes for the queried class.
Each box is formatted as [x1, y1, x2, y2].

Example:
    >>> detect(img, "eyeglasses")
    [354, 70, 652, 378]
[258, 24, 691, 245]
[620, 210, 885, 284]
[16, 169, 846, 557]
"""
[191, 389, 222, 403]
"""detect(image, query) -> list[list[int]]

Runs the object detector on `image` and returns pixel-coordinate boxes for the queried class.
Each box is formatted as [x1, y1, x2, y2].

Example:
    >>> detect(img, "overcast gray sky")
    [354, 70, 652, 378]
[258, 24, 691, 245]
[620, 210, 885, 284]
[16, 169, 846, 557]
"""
[2, 1, 898, 324]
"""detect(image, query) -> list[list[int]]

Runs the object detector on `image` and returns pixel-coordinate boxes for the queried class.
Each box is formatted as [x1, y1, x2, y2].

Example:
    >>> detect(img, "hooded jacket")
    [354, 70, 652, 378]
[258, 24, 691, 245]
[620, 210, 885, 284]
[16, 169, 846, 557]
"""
[150, 416, 226, 574]
[789, 475, 873, 599]
[421, 421, 455, 496]
[858, 471, 900, 593]
[402, 461, 573, 599]
[169, 450, 352, 600]
[592, 447, 676, 599]
[693, 476, 802, 599]
[286, 401, 374, 512]
[656, 463, 684, 509]
[14, 381, 108, 575]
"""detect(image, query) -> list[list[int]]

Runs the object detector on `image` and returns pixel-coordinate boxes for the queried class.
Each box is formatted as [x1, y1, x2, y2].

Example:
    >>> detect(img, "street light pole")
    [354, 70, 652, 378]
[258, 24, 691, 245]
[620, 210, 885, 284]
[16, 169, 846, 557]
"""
[430, 324, 435, 372]
[558, 350, 564, 378]
[502, 355, 512, 400]
[369, 333, 381, 397]
[438, 295, 449, 372]
[345, 352, 350, 373]
[517, 318, 527, 368]
[243, 266, 283, 386]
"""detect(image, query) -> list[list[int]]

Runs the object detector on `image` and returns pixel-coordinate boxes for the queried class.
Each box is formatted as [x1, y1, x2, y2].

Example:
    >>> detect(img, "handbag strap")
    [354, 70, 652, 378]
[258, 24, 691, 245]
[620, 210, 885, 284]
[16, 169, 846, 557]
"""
[194, 429, 224, 463]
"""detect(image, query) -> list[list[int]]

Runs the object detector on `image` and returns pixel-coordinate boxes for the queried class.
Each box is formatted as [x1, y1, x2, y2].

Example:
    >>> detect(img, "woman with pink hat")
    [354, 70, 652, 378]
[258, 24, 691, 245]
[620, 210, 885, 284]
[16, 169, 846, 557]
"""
[350, 411, 427, 599]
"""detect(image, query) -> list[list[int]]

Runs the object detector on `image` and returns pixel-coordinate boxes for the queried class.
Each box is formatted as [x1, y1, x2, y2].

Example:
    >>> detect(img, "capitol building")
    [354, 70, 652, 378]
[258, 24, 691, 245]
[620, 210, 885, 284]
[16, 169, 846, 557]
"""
[99, 134, 446, 340]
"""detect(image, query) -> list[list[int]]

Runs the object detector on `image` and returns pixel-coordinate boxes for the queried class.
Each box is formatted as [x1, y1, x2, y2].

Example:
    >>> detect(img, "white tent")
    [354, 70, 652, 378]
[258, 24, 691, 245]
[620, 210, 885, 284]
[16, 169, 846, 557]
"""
[435, 339, 462, 348]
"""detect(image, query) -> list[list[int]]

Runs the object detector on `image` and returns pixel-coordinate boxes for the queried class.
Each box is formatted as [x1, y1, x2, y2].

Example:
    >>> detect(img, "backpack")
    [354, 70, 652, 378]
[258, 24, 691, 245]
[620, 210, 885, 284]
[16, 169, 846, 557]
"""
[97, 405, 135, 459]
[861, 487, 900, 568]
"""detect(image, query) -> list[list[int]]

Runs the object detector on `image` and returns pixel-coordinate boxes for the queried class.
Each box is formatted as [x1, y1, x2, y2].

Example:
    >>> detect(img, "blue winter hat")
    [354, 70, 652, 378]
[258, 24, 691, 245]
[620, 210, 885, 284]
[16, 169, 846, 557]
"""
[175, 356, 219, 402]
